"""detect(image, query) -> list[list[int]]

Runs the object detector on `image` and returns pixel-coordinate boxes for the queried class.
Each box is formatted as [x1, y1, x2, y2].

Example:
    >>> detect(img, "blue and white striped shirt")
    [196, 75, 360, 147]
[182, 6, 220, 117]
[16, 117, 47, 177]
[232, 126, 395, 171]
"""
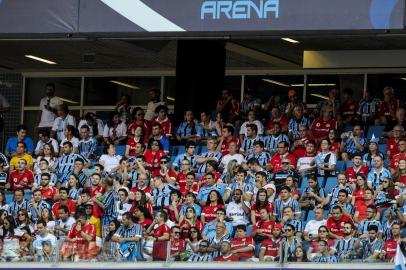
[273, 198, 301, 222]
[52, 153, 88, 176]
[357, 219, 382, 235]
[288, 117, 311, 140]
[264, 134, 290, 152]
[103, 190, 120, 218]
[333, 237, 357, 258]
[172, 153, 198, 170]
[176, 122, 203, 139]
[342, 136, 367, 154]
[245, 151, 271, 167]
[78, 137, 98, 158]
[240, 136, 264, 154]
[358, 99, 381, 124]
[197, 151, 222, 174]
[367, 168, 392, 190]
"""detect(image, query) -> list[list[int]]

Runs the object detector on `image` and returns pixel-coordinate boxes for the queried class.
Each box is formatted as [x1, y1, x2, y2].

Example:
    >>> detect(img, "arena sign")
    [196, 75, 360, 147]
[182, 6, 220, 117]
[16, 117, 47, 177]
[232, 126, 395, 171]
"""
[0, 0, 403, 35]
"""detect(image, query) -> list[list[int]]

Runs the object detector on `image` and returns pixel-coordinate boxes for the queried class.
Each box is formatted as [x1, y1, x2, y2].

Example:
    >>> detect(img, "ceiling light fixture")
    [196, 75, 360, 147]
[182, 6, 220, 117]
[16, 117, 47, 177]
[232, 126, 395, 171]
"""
[166, 96, 175, 101]
[56, 96, 79, 104]
[281, 38, 300, 44]
[24, 55, 56, 65]
[109, 80, 140, 90]
[262, 79, 290, 87]
[310, 94, 329, 100]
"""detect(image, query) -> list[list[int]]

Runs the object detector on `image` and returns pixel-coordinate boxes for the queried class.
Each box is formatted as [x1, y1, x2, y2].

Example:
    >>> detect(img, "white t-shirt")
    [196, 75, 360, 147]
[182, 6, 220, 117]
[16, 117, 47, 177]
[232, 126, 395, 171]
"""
[103, 123, 127, 140]
[239, 120, 264, 136]
[221, 153, 245, 168]
[100, 154, 122, 172]
[39, 96, 63, 128]
[59, 137, 80, 149]
[226, 201, 250, 226]
[145, 101, 166, 121]
[33, 233, 57, 252]
[297, 156, 315, 171]
[78, 119, 104, 137]
[304, 219, 327, 236]
[52, 114, 76, 141]
[35, 138, 59, 154]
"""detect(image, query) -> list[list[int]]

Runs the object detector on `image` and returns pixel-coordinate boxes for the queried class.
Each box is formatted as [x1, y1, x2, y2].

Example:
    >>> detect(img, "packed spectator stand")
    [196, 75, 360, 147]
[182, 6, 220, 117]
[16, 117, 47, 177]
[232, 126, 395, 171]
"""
[0, 84, 404, 264]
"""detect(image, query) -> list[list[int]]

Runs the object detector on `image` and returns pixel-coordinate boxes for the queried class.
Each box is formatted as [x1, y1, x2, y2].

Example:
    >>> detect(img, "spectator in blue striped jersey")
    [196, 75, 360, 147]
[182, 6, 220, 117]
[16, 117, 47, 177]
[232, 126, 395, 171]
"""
[172, 140, 198, 172]
[78, 125, 98, 160]
[187, 240, 213, 262]
[196, 137, 222, 175]
[327, 189, 354, 216]
[340, 125, 366, 163]
[357, 205, 382, 238]
[263, 123, 289, 155]
[367, 155, 391, 190]
[332, 222, 357, 262]
[239, 110, 264, 142]
[176, 110, 203, 144]
[288, 105, 311, 141]
[8, 189, 29, 221]
[281, 206, 303, 238]
[273, 186, 301, 222]
[244, 141, 271, 168]
[311, 240, 337, 262]
[240, 124, 263, 156]
[113, 212, 143, 261]
[357, 90, 381, 126]
[354, 225, 384, 261]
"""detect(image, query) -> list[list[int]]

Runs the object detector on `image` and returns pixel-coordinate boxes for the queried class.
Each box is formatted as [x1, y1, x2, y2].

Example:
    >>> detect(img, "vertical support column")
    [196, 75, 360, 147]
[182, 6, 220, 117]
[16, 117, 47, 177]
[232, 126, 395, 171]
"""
[174, 40, 226, 124]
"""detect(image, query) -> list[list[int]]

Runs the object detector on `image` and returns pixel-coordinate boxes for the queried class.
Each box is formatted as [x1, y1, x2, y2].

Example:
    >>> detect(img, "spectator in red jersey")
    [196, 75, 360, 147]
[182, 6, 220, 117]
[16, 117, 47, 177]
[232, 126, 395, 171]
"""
[267, 141, 296, 173]
[379, 86, 402, 125]
[38, 173, 57, 203]
[201, 190, 224, 225]
[386, 125, 405, 160]
[52, 187, 76, 219]
[266, 107, 288, 135]
[307, 225, 335, 259]
[165, 190, 183, 223]
[7, 159, 34, 191]
[258, 223, 282, 262]
[169, 225, 186, 261]
[130, 172, 152, 197]
[326, 205, 354, 239]
[230, 225, 255, 261]
[394, 159, 406, 187]
[310, 108, 338, 144]
[251, 188, 273, 225]
[217, 125, 240, 156]
[61, 211, 97, 261]
[131, 189, 154, 218]
[327, 128, 341, 159]
[145, 210, 170, 261]
[345, 152, 369, 185]
[354, 188, 376, 223]
[389, 139, 406, 175]
[214, 240, 240, 262]
[151, 105, 172, 138]
[252, 208, 275, 246]
[179, 172, 199, 197]
[127, 107, 150, 140]
[143, 140, 167, 175]
[125, 126, 146, 158]
[291, 126, 316, 158]
[341, 88, 358, 125]
[296, 141, 317, 177]
[179, 206, 203, 240]
[380, 223, 402, 262]
[216, 89, 240, 120]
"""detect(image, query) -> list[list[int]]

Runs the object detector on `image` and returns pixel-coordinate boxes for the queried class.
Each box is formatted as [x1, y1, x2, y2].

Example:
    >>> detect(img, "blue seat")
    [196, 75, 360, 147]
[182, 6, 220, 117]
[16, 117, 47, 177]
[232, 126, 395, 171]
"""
[344, 125, 353, 132]
[367, 125, 385, 139]
[198, 145, 208, 155]
[306, 210, 315, 222]
[378, 144, 386, 158]
[324, 177, 338, 193]
[246, 224, 253, 236]
[346, 161, 353, 168]
[115, 145, 126, 156]
[300, 176, 308, 190]
[5, 192, 13, 204]
[336, 160, 345, 172]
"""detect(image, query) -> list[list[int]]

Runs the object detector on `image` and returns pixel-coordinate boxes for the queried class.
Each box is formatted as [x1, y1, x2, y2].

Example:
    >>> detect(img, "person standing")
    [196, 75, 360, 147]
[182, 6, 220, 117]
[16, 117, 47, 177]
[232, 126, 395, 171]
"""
[37, 83, 62, 132]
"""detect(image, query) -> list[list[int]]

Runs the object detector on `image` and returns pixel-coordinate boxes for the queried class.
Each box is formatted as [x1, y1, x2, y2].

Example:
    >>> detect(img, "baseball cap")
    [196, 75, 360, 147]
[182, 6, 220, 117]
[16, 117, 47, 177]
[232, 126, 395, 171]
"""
[273, 223, 283, 230]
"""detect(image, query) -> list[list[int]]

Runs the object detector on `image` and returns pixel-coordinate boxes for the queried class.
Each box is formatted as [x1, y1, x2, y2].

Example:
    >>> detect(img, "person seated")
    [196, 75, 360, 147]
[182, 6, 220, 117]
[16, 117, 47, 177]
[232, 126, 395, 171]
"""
[340, 125, 367, 163]
[151, 105, 172, 138]
[265, 107, 288, 135]
[263, 123, 289, 156]
[288, 105, 311, 141]
[310, 108, 338, 144]
[35, 128, 59, 156]
[7, 159, 34, 191]
[176, 110, 203, 144]
[5, 124, 34, 157]
[78, 125, 98, 160]
[9, 142, 33, 171]
[213, 241, 239, 262]
[385, 125, 405, 160]
[354, 225, 384, 261]
[239, 124, 264, 156]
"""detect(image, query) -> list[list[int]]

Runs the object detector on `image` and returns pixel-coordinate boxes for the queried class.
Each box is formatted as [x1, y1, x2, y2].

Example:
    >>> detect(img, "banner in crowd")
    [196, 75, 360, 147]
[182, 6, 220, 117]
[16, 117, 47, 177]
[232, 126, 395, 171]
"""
[0, 0, 404, 35]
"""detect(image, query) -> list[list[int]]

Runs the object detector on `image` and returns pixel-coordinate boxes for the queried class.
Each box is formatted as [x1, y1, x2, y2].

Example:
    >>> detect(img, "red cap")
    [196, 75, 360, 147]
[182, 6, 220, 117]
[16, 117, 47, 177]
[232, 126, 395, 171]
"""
[273, 223, 283, 230]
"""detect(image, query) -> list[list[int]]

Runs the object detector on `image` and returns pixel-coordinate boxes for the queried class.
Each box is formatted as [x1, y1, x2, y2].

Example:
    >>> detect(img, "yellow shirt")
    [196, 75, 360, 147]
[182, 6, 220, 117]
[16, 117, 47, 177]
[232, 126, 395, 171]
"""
[10, 154, 33, 169]
[89, 215, 102, 237]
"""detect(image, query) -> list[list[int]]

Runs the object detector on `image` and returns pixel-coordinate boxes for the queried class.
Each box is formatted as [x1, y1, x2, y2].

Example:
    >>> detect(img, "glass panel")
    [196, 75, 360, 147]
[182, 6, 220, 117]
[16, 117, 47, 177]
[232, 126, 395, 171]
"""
[224, 76, 242, 100]
[25, 77, 81, 107]
[23, 110, 81, 141]
[367, 73, 406, 101]
[163, 76, 176, 106]
[245, 74, 304, 106]
[84, 77, 161, 106]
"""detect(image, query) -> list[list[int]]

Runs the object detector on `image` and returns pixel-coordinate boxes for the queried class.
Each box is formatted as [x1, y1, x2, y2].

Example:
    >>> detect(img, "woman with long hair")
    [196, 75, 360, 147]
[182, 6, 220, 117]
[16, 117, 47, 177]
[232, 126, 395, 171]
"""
[362, 141, 384, 168]
[66, 174, 82, 202]
[103, 111, 128, 145]
[16, 209, 34, 233]
[285, 176, 300, 201]
[327, 128, 341, 159]
[289, 246, 308, 262]
[131, 190, 154, 218]
[39, 207, 55, 235]
[102, 219, 121, 262]
[127, 107, 150, 140]
[200, 160, 221, 186]
[0, 190, 8, 211]
[165, 190, 183, 223]
[394, 159, 406, 188]
[185, 226, 203, 254]
[299, 176, 326, 220]
[375, 178, 398, 211]
[221, 159, 239, 184]
[125, 126, 146, 158]
[351, 174, 368, 209]
[143, 139, 166, 174]
[179, 207, 203, 240]
[251, 188, 273, 225]
[34, 143, 57, 174]
[201, 190, 224, 225]
[306, 225, 334, 259]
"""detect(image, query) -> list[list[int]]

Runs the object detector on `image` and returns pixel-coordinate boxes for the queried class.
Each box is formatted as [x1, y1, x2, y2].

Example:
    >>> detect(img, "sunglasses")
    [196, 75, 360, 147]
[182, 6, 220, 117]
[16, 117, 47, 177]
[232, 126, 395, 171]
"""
[286, 229, 293, 232]
[282, 162, 290, 165]
[160, 161, 168, 164]
[173, 231, 181, 234]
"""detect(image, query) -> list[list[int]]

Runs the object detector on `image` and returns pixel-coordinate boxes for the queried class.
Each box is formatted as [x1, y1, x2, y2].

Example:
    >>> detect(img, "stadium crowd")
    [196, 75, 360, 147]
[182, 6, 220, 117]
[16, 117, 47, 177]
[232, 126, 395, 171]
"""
[0, 84, 405, 263]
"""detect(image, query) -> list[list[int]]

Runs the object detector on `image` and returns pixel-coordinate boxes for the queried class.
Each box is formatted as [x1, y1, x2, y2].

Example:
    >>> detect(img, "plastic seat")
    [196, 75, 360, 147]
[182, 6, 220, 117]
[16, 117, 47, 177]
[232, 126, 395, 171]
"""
[336, 160, 345, 172]
[324, 177, 338, 193]
[246, 224, 253, 236]
[306, 210, 315, 222]
[378, 144, 386, 158]
[367, 125, 385, 139]
[115, 145, 126, 156]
